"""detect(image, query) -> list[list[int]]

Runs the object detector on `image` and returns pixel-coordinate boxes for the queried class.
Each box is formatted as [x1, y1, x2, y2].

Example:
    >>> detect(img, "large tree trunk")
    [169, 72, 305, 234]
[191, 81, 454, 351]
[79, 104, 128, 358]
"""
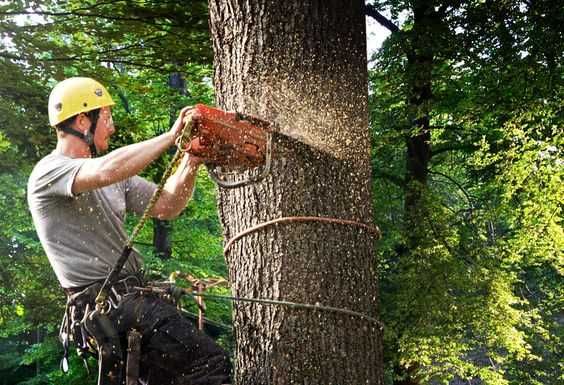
[209, 1, 382, 384]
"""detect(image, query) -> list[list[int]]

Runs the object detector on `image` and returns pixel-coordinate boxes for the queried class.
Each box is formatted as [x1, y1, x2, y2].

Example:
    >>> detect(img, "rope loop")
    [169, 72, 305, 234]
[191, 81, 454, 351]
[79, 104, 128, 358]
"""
[224, 216, 381, 254]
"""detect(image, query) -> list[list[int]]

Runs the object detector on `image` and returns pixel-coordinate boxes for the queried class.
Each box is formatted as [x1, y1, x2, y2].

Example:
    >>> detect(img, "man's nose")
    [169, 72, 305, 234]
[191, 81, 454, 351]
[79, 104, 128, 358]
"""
[107, 117, 115, 134]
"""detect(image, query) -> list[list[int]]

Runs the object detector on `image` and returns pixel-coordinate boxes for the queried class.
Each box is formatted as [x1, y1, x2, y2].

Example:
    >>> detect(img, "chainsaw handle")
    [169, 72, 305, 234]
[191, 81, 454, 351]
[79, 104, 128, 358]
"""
[207, 131, 273, 188]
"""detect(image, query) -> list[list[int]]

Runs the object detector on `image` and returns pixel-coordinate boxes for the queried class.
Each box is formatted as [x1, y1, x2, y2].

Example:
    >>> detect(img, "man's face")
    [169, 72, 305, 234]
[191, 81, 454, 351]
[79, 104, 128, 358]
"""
[93, 106, 115, 153]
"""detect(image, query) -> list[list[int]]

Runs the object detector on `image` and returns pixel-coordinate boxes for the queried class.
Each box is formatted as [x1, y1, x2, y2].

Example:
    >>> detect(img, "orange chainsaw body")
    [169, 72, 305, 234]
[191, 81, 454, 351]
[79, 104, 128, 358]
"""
[185, 104, 270, 167]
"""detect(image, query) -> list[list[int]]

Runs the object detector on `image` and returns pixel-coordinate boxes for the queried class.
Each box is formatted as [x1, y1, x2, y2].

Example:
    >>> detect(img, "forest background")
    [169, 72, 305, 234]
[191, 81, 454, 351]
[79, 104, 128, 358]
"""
[0, 1, 561, 384]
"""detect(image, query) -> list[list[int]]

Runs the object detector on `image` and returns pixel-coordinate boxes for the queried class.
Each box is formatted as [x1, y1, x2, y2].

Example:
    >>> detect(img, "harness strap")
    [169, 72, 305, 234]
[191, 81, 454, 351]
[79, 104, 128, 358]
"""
[84, 309, 124, 385]
[59, 307, 70, 373]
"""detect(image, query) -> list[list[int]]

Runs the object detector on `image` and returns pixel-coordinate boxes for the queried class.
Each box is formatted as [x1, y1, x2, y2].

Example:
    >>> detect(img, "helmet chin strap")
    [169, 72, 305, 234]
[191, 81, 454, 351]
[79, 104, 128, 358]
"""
[83, 130, 98, 157]
[58, 110, 100, 156]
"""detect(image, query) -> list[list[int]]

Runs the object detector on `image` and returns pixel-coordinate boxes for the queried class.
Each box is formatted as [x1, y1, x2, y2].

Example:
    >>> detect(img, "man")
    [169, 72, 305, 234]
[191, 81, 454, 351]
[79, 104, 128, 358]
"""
[27, 77, 230, 385]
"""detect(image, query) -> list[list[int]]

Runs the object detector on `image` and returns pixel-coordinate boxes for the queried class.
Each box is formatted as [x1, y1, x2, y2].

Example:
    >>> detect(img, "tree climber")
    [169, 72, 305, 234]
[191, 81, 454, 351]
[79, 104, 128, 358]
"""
[27, 77, 231, 385]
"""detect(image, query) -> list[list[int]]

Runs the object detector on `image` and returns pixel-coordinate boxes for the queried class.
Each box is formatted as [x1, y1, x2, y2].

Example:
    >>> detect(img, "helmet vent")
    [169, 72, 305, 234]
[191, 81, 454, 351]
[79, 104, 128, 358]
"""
[83, 102, 88, 107]
[55, 103, 62, 111]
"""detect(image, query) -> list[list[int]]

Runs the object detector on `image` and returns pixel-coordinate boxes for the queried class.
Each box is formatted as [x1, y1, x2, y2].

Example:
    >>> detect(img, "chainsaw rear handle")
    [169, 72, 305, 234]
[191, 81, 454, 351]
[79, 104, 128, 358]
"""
[206, 130, 272, 188]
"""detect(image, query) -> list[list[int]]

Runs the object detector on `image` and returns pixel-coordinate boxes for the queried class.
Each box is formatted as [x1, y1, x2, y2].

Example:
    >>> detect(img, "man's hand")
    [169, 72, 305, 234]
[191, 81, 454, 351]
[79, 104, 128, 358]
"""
[169, 106, 194, 144]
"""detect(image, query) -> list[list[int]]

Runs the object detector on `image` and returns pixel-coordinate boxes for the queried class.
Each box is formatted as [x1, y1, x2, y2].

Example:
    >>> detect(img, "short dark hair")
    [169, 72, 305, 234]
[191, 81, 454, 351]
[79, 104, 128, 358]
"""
[55, 115, 77, 132]
[55, 108, 101, 132]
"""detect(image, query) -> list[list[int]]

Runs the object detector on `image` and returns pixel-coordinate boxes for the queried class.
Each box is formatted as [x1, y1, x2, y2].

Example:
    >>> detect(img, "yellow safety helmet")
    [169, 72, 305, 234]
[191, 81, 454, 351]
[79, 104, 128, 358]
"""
[48, 77, 115, 127]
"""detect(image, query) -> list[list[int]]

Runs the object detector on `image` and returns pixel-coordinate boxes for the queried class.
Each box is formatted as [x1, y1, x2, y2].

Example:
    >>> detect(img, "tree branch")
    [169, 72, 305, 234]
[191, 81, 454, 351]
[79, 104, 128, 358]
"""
[0, 52, 166, 70]
[431, 143, 478, 156]
[364, 4, 399, 33]
[0, 10, 153, 22]
[69, 0, 125, 12]
[428, 170, 473, 210]
[373, 169, 405, 187]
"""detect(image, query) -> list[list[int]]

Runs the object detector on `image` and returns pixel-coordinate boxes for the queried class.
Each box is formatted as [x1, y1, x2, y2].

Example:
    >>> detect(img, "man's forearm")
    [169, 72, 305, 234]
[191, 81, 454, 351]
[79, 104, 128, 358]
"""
[150, 155, 200, 219]
[73, 132, 175, 194]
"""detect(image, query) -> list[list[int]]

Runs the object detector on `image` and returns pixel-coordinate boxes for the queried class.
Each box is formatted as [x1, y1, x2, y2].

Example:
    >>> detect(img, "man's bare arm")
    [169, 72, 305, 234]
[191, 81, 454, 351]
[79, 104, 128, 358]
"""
[72, 106, 192, 195]
[72, 132, 175, 195]
[149, 154, 202, 220]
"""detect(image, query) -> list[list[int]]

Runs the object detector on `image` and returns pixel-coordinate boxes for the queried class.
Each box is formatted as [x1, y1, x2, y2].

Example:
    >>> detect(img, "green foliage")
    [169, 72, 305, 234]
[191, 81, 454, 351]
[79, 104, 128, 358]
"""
[369, 0, 562, 384]
[0, 1, 231, 384]
[1, 1, 562, 384]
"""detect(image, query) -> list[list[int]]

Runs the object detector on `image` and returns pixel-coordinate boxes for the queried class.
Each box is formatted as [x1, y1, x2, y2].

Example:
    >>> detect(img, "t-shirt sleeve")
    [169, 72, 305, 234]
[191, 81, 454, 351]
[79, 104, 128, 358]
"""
[124, 176, 157, 216]
[28, 155, 87, 199]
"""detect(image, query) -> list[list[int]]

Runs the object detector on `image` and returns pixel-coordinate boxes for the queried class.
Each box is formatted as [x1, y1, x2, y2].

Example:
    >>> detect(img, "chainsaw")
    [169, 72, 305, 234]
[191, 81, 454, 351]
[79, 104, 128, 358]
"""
[180, 104, 272, 188]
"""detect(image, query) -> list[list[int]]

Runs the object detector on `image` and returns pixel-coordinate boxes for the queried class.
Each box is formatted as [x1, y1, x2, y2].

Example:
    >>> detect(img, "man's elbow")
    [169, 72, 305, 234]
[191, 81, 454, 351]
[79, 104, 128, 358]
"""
[157, 210, 182, 220]
[151, 203, 183, 220]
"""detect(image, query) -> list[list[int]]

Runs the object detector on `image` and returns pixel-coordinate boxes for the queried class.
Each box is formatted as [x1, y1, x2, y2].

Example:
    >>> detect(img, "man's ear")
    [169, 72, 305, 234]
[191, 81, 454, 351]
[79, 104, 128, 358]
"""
[75, 113, 90, 132]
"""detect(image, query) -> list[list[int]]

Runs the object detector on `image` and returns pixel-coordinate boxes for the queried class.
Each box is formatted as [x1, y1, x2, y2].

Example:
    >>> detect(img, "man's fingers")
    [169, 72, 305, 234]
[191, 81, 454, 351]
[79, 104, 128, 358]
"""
[180, 105, 194, 118]
[179, 106, 195, 127]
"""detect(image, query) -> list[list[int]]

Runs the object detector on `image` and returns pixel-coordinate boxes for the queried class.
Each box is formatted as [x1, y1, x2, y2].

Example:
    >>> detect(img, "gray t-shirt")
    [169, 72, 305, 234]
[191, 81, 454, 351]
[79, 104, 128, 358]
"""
[27, 152, 157, 288]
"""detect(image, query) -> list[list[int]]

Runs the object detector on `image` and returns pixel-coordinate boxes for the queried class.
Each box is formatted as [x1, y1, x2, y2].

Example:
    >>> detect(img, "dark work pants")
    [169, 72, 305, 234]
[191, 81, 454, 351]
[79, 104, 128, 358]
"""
[108, 292, 231, 385]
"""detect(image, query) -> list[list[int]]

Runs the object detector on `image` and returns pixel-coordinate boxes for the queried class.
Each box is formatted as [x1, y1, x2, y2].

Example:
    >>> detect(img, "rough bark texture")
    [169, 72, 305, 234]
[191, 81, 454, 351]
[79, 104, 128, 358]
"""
[209, 1, 382, 384]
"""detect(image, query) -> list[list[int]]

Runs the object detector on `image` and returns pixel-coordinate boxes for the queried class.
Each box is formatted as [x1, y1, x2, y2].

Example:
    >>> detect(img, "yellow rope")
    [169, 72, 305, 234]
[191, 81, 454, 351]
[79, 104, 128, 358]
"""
[96, 115, 194, 307]
[126, 116, 194, 247]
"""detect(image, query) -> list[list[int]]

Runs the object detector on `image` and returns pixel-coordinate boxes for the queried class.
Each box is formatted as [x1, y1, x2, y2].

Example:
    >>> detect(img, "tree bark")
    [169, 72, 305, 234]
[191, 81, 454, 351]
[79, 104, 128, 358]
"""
[209, 1, 382, 384]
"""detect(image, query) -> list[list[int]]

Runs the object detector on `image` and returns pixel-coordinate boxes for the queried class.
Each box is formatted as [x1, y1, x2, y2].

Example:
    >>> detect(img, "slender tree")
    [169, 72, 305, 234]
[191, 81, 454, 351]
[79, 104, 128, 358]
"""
[209, 1, 382, 384]
[152, 72, 188, 260]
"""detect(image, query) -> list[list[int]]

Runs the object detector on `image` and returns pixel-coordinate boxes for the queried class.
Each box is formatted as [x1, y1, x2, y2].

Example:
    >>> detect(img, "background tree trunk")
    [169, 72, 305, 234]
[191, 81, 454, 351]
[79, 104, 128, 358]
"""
[395, 3, 437, 383]
[209, 1, 382, 384]
[404, 0, 435, 245]
[152, 72, 187, 259]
